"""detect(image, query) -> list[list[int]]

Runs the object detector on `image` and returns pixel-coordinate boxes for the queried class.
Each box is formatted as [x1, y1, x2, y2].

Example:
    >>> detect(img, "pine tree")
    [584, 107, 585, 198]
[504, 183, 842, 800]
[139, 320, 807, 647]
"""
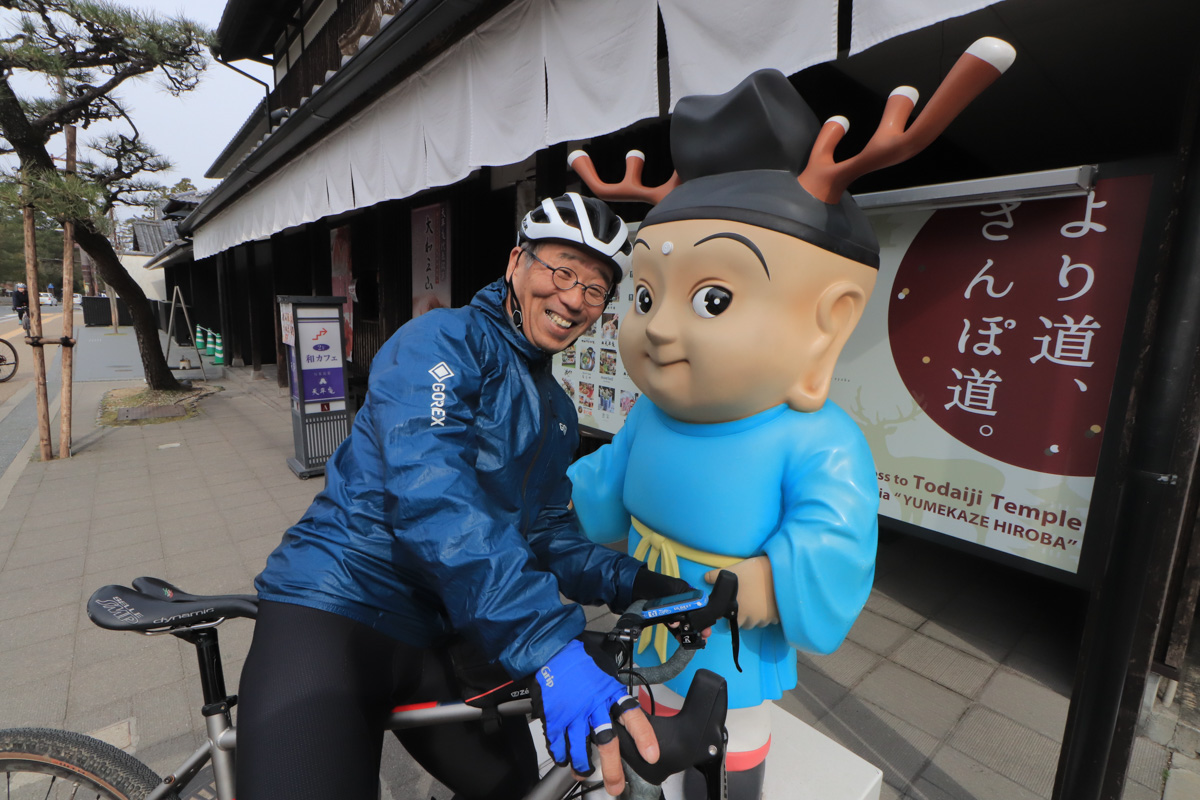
[0, 0, 211, 390]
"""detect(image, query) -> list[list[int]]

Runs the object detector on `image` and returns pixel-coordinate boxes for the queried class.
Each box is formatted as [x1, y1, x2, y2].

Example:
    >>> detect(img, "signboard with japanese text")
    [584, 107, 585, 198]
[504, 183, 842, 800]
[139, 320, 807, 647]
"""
[552, 267, 641, 437]
[412, 203, 452, 318]
[331, 226, 354, 360]
[295, 314, 346, 412]
[829, 175, 1154, 574]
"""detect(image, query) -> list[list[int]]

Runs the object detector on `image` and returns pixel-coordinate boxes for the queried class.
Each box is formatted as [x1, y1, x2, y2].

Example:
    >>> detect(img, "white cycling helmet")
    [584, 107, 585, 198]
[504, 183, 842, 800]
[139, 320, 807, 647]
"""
[15, 283, 25, 289]
[517, 192, 631, 289]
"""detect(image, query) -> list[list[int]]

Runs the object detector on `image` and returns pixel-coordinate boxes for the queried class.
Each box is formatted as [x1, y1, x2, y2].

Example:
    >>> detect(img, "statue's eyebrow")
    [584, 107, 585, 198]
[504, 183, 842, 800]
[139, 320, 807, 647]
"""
[634, 238, 651, 250]
[694, 232, 770, 278]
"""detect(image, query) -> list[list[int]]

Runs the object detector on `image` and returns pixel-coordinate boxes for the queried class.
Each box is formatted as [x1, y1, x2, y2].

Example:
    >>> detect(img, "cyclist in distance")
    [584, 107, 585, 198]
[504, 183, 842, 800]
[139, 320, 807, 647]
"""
[239, 194, 694, 800]
[11, 282, 28, 331]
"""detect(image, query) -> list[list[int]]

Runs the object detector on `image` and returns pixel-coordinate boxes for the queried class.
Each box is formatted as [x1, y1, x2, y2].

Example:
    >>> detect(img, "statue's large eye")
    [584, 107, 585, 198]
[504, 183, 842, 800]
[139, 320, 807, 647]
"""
[635, 286, 653, 314]
[691, 286, 732, 318]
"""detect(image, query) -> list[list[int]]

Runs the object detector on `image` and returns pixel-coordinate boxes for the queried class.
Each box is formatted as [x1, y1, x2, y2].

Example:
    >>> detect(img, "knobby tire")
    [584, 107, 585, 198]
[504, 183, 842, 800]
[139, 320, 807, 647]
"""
[0, 728, 177, 800]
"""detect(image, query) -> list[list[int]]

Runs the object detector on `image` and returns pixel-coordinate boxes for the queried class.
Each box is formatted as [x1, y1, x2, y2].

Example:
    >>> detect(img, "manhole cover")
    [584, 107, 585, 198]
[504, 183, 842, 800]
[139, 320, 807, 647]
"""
[116, 405, 186, 420]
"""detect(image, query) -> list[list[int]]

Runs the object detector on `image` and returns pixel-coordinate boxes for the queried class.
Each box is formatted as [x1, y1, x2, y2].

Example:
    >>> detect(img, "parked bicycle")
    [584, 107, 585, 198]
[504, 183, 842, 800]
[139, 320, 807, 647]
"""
[0, 336, 15, 383]
[0, 572, 740, 800]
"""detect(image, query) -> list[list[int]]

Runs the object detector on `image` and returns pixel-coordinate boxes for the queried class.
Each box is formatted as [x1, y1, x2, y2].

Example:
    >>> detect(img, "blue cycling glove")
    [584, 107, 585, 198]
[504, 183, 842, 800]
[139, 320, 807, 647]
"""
[531, 638, 639, 775]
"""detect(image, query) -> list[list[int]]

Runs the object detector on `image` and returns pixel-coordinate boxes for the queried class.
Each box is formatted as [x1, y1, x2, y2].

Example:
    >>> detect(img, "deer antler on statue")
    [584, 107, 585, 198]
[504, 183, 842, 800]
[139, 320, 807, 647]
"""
[799, 37, 1016, 204]
[567, 149, 681, 205]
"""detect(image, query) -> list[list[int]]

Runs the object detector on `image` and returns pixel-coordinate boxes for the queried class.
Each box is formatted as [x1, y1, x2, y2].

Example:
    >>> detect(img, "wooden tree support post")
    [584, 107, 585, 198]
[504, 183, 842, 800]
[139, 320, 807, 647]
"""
[22, 186, 52, 462]
[59, 124, 76, 459]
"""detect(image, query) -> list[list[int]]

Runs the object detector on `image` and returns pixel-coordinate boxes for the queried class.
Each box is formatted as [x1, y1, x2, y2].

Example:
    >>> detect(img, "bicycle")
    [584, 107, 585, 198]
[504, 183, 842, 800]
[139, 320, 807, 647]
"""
[0, 572, 741, 800]
[0, 336, 14, 382]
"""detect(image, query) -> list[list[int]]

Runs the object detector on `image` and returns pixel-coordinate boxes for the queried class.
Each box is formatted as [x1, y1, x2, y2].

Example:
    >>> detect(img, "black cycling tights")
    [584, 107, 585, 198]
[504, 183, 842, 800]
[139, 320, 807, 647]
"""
[237, 600, 539, 800]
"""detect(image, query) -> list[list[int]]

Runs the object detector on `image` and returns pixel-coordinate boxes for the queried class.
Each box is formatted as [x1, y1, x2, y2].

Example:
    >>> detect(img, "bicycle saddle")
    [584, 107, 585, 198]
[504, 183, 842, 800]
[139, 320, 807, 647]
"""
[87, 578, 258, 633]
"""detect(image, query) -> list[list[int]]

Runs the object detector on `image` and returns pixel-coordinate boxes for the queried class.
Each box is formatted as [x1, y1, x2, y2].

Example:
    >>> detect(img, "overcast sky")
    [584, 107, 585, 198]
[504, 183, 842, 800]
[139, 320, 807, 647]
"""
[3, 1, 273, 214]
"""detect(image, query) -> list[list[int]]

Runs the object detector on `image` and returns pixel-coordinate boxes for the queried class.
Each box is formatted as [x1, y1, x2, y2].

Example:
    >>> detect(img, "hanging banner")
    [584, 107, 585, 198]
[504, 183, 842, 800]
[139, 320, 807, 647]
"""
[552, 267, 641, 437]
[331, 226, 354, 361]
[829, 174, 1154, 574]
[412, 203, 452, 318]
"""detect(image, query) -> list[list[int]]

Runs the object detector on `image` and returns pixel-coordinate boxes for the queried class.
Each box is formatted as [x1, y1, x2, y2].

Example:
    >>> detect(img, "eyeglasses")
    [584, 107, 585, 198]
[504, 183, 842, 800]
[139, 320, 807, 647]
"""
[524, 249, 611, 307]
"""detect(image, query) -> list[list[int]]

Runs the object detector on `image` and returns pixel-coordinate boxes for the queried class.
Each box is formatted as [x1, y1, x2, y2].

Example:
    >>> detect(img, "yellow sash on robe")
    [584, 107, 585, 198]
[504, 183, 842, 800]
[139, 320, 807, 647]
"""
[630, 517, 742, 662]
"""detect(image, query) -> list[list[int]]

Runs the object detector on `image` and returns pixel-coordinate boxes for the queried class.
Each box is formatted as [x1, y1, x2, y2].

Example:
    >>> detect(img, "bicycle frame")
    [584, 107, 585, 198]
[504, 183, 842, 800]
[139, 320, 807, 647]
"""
[145, 624, 638, 800]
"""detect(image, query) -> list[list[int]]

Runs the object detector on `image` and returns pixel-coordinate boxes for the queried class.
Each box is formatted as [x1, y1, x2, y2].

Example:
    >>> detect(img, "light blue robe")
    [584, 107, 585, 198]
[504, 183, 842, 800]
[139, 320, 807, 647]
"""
[568, 399, 879, 709]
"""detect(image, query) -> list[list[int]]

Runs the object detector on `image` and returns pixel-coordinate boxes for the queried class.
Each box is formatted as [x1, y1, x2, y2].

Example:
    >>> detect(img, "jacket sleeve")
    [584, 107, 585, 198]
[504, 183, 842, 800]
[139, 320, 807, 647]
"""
[763, 406, 879, 655]
[525, 470, 643, 612]
[367, 315, 584, 678]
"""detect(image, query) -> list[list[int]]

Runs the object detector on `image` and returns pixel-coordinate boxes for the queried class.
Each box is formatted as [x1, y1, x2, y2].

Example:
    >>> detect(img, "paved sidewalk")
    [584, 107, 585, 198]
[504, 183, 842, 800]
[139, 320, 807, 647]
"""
[0, 323, 1196, 799]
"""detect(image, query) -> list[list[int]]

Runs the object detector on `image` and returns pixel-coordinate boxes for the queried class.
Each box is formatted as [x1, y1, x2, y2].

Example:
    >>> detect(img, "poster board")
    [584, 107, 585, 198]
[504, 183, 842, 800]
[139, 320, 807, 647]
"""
[552, 265, 641, 437]
[829, 174, 1154, 575]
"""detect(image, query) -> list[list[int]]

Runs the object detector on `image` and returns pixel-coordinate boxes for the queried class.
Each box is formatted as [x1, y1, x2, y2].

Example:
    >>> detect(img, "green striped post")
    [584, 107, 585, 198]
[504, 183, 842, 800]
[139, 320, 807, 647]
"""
[205, 328, 215, 356]
[214, 334, 224, 365]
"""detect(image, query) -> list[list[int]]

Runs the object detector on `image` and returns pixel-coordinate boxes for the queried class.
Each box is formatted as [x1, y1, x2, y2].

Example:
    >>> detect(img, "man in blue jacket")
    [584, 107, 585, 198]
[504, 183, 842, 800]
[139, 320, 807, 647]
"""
[238, 194, 688, 800]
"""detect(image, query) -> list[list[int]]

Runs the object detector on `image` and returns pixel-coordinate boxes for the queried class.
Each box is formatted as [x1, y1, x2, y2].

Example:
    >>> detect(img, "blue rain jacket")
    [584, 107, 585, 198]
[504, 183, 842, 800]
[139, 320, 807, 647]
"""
[256, 279, 642, 678]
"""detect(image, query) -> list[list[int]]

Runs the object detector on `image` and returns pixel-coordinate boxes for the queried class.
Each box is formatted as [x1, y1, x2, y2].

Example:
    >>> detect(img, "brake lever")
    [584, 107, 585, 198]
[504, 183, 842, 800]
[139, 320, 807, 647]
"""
[727, 606, 741, 673]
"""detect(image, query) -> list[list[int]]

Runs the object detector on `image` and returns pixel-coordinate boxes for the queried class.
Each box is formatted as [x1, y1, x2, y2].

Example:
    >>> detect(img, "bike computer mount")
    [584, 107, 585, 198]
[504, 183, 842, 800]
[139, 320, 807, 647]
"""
[608, 569, 741, 672]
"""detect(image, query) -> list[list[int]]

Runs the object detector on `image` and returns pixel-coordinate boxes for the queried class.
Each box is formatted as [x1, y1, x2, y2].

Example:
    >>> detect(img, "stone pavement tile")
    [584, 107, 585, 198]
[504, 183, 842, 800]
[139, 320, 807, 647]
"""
[62, 695, 134, 741]
[848, 608, 914, 656]
[72, 621, 169, 668]
[798, 639, 881, 689]
[918, 619, 1013, 664]
[160, 525, 232, 557]
[67, 647, 186, 717]
[816, 694, 939, 789]
[0, 554, 84, 593]
[947, 705, 1059, 797]
[1004, 646, 1076, 698]
[90, 508, 158, 533]
[123, 677, 200, 752]
[891, 632, 996, 698]
[204, 468, 259, 489]
[856, 662, 970, 739]
[89, 521, 163, 553]
[930, 590, 1033, 656]
[12, 521, 89, 552]
[878, 781, 903, 800]
[90, 496, 153, 520]
[0, 577, 81, 623]
[85, 540, 166, 576]
[220, 488, 273, 510]
[4, 538, 85, 570]
[866, 590, 928, 630]
[18, 507, 93, 534]
[236, 533, 283, 567]
[266, 481, 323, 505]
[979, 669, 1069, 742]
[164, 543, 244, 579]
[220, 501, 290, 526]
[1120, 779, 1161, 800]
[2, 670, 70, 727]
[156, 498, 219, 520]
[1164, 767, 1200, 800]
[1127, 736, 1169, 792]
[0, 634, 74, 688]
[778, 660, 849, 726]
[0, 602, 78, 650]
[911, 746, 1045, 800]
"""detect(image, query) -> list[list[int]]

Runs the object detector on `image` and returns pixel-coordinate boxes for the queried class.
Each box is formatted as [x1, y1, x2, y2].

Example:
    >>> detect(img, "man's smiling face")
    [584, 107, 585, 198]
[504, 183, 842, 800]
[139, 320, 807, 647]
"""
[506, 242, 612, 354]
[619, 218, 876, 424]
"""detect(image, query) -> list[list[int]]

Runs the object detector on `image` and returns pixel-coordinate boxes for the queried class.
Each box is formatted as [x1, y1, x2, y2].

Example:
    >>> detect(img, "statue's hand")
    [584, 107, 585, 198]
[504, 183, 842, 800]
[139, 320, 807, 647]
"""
[704, 556, 778, 629]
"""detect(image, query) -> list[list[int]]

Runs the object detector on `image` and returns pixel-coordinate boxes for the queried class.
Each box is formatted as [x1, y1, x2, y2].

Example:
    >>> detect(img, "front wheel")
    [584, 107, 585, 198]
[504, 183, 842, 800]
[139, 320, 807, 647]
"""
[0, 728, 176, 800]
[0, 339, 15, 382]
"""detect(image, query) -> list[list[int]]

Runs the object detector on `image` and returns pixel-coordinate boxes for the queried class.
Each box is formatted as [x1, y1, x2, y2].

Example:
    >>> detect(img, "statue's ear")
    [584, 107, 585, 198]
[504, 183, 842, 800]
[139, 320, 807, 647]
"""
[785, 280, 870, 412]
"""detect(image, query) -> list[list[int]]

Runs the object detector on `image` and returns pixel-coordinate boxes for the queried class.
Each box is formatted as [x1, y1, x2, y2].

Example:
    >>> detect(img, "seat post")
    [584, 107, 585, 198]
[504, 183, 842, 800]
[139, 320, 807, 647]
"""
[175, 627, 228, 705]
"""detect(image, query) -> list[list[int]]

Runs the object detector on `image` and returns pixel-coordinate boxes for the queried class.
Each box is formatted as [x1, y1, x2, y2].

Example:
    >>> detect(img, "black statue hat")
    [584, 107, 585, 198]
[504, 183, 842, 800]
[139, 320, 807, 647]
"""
[568, 38, 1015, 272]
[642, 69, 881, 268]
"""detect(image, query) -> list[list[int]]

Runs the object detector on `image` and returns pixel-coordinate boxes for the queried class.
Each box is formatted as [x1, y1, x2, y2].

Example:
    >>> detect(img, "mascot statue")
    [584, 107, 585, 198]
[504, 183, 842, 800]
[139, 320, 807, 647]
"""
[567, 37, 1015, 799]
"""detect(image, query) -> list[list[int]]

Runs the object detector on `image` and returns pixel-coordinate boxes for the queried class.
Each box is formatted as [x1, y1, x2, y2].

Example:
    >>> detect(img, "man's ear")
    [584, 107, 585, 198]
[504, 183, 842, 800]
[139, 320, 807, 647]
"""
[504, 246, 524, 282]
[786, 279, 870, 412]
